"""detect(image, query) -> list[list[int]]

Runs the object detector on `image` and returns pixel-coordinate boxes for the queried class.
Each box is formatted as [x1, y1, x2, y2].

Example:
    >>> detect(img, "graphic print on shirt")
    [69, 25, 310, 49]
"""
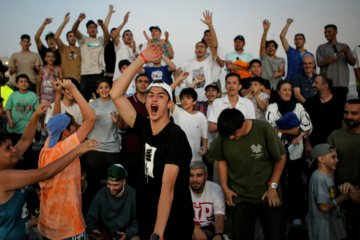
[251, 144, 263, 158]
[15, 101, 32, 116]
[193, 202, 214, 226]
[151, 70, 163, 81]
[192, 67, 205, 89]
[145, 143, 157, 179]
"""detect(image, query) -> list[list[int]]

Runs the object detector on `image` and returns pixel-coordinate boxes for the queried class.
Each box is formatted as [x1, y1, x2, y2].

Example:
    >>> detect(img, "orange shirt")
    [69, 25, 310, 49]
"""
[233, 59, 251, 79]
[38, 133, 85, 239]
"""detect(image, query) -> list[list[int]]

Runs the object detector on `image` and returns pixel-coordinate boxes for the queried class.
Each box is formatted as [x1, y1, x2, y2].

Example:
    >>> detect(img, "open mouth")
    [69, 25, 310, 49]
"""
[151, 104, 158, 114]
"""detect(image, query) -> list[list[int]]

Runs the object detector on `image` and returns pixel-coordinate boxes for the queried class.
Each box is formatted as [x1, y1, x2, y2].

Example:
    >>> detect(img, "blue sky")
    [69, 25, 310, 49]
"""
[1, 0, 359, 94]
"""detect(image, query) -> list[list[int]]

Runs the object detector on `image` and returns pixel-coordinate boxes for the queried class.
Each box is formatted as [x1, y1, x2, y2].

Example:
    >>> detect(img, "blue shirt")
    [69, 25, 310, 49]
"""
[144, 65, 173, 85]
[292, 72, 317, 100]
[286, 46, 310, 81]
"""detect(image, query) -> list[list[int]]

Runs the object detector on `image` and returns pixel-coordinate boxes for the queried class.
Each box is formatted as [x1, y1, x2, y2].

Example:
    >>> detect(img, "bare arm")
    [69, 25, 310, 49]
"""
[293, 87, 306, 104]
[110, 43, 164, 128]
[153, 164, 179, 237]
[214, 214, 225, 239]
[104, 4, 115, 29]
[209, 122, 217, 133]
[52, 79, 62, 117]
[218, 160, 237, 207]
[279, 19, 293, 52]
[35, 18, 53, 50]
[318, 193, 349, 212]
[275, 126, 300, 135]
[170, 72, 189, 91]
[201, 11, 218, 60]
[98, 19, 110, 44]
[6, 110, 15, 129]
[72, 13, 86, 39]
[260, 19, 270, 57]
[54, 13, 70, 51]
[216, 55, 225, 67]
[254, 93, 269, 111]
[111, 12, 130, 46]
[344, 45, 356, 66]
[0, 139, 99, 192]
[162, 54, 176, 72]
[226, 60, 249, 71]
[164, 32, 174, 60]
[36, 68, 43, 97]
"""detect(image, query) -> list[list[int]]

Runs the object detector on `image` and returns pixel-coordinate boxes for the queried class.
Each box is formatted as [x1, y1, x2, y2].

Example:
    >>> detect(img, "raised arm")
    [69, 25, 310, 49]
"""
[201, 10, 218, 60]
[170, 71, 189, 91]
[104, 4, 115, 29]
[164, 32, 174, 60]
[111, 11, 130, 46]
[72, 13, 86, 39]
[0, 139, 99, 192]
[35, 18, 53, 50]
[54, 12, 70, 51]
[260, 19, 270, 58]
[98, 19, 110, 44]
[279, 19, 293, 52]
[52, 79, 62, 116]
[61, 79, 97, 142]
[110, 43, 163, 128]
[162, 54, 176, 72]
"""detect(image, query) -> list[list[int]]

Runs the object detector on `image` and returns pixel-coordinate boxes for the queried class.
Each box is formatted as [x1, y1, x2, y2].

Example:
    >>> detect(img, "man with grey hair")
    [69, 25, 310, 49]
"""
[189, 161, 225, 240]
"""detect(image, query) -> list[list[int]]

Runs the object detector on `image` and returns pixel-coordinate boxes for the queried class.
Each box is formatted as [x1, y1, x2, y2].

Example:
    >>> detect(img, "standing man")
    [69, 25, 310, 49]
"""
[9, 35, 43, 92]
[177, 11, 218, 102]
[143, 26, 174, 60]
[280, 18, 310, 81]
[225, 35, 253, 80]
[260, 20, 285, 91]
[327, 99, 360, 240]
[292, 53, 317, 104]
[72, 12, 110, 101]
[210, 108, 286, 240]
[189, 161, 225, 240]
[54, 13, 81, 82]
[304, 74, 343, 157]
[34, 18, 61, 65]
[316, 24, 355, 106]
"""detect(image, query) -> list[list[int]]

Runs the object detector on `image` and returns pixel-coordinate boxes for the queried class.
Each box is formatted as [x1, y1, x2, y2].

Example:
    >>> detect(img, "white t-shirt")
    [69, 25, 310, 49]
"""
[44, 101, 83, 125]
[206, 104, 217, 149]
[190, 181, 225, 227]
[181, 55, 215, 102]
[78, 34, 105, 75]
[172, 105, 208, 161]
[113, 41, 139, 80]
[208, 95, 256, 124]
[353, 45, 360, 69]
[205, 46, 225, 81]
[244, 92, 269, 120]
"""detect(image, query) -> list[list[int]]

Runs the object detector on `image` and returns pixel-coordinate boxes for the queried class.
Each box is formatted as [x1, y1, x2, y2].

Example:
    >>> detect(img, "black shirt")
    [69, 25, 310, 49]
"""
[104, 41, 116, 73]
[38, 44, 61, 66]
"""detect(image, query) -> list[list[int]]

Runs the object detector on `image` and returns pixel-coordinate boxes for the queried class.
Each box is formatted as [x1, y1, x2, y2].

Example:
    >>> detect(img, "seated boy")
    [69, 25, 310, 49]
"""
[306, 143, 348, 240]
[170, 87, 207, 162]
[244, 77, 269, 120]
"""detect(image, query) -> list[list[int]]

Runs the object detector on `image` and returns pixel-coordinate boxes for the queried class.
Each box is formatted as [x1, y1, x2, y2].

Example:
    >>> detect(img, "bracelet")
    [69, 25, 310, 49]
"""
[332, 199, 338, 207]
[139, 53, 147, 63]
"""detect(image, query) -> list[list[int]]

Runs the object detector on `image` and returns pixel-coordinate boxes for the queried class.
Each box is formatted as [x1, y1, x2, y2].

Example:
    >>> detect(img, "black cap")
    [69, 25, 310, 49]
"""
[149, 26, 161, 33]
[205, 83, 220, 92]
[234, 35, 245, 43]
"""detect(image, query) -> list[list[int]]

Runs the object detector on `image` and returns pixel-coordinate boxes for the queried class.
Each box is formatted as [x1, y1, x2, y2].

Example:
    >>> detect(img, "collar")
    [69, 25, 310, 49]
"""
[223, 94, 245, 105]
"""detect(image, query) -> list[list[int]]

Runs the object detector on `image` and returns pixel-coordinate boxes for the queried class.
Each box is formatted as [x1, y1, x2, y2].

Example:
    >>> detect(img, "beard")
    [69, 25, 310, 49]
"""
[344, 119, 360, 128]
[190, 183, 205, 194]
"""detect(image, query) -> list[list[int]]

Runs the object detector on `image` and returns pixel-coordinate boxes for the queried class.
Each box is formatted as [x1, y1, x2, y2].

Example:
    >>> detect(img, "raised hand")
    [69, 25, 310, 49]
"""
[141, 43, 164, 63]
[34, 102, 52, 117]
[61, 79, 76, 91]
[287, 18, 294, 24]
[124, 11, 130, 23]
[143, 30, 152, 42]
[263, 19, 271, 31]
[97, 19, 104, 27]
[109, 4, 115, 14]
[43, 18, 53, 25]
[165, 31, 169, 42]
[77, 139, 100, 155]
[110, 111, 119, 123]
[52, 79, 63, 93]
[78, 13, 86, 22]
[63, 12, 70, 23]
[201, 10, 213, 26]
[14, 59, 19, 68]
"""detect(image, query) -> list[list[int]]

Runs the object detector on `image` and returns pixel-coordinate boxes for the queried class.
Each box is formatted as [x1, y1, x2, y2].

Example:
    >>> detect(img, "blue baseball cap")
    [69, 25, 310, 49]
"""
[47, 114, 71, 148]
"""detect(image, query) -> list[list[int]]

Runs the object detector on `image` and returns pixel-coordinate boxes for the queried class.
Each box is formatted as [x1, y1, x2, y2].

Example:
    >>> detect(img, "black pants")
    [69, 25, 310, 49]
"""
[80, 73, 103, 102]
[231, 202, 285, 240]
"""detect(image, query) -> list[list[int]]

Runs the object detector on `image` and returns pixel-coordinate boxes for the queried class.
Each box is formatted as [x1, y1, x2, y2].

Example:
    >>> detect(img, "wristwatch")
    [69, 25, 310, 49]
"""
[268, 182, 278, 189]
[150, 233, 163, 240]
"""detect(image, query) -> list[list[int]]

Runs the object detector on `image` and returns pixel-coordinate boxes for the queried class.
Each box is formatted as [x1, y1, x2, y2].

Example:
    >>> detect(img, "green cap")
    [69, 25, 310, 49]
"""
[107, 164, 128, 182]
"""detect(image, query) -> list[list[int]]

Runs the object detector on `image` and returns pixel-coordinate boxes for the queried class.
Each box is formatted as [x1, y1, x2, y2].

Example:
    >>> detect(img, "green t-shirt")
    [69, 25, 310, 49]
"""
[151, 39, 172, 57]
[5, 91, 39, 134]
[210, 120, 286, 204]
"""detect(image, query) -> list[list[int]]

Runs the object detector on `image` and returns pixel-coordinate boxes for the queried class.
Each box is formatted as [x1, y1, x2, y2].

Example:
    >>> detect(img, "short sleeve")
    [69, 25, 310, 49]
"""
[199, 112, 208, 139]
[279, 57, 285, 66]
[225, 53, 231, 61]
[78, 34, 87, 46]
[5, 92, 14, 110]
[165, 128, 192, 167]
[207, 99, 221, 123]
[316, 46, 324, 66]
[312, 175, 331, 204]
[245, 100, 256, 119]
[210, 182, 225, 215]
[35, 53, 43, 66]
[209, 133, 225, 161]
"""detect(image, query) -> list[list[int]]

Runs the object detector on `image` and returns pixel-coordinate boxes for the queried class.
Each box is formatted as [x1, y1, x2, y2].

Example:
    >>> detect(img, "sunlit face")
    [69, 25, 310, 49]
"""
[234, 39, 245, 51]
[344, 103, 360, 129]
[190, 169, 207, 192]
[277, 83, 292, 101]
[303, 55, 315, 74]
[145, 87, 171, 121]
[44, 52, 56, 65]
[204, 32, 211, 44]
[195, 42, 207, 58]
[324, 27, 337, 42]
[266, 42, 277, 56]
[180, 95, 196, 111]
[135, 76, 150, 94]
[96, 81, 111, 100]
[20, 38, 31, 51]
[205, 87, 220, 103]
[0, 139, 17, 169]
[321, 151, 339, 171]
[294, 35, 305, 49]
[16, 77, 29, 92]
[151, 29, 161, 40]
[67, 32, 77, 45]
[225, 76, 241, 97]
[107, 179, 126, 196]
[250, 62, 262, 77]
[87, 23, 98, 38]
[46, 36, 56, 49]
[123, 31, 133, 44]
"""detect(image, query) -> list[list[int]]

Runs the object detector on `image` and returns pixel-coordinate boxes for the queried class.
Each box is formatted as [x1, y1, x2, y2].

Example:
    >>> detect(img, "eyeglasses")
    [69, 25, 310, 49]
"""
[70, 51, 77, 59]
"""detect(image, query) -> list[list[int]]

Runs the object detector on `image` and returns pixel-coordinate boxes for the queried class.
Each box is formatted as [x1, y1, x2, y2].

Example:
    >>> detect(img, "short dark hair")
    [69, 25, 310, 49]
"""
[118, 59, 131, 70]
[110, 28, 116, 33]
[346, 98, 360, 104]
[249, 59, 261, 68]
[225, 72, 241, 84]
[0, 130, 10, 146]
[45, 32, 55, 41]
[295, 33, 306, 41]
[45, 50, 56, 59]
[62, 78, 80, 91]
[180, 88, 197, 102]
[318, 73, 333, 90]
[122, 30, 131, 38]
[203, 29, 210, 36]
[135, 74, 149, 82]
[16, 74, 29, 83]
[196, 41, 207, 48]
[250, 77, 264, 85]
[86, 20, 97, 29]
[266, 40, 278, 49]
[95, 78, 111, 89]
[20, 34, 30, 41]
[218, 109, 245, 137]
[66, 31, 74, 38]
[325, 24, 337, 31]
[276, 80, 292, 91]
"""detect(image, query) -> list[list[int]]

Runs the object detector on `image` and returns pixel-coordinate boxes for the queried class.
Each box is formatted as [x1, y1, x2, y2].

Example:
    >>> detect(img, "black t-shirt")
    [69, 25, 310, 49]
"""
[104, 41, 116, 73]
[132, 113, 194, 239]
[239, 77, 271, 96]
[304, 95, 343, 146]
[38, 44, 61, 66]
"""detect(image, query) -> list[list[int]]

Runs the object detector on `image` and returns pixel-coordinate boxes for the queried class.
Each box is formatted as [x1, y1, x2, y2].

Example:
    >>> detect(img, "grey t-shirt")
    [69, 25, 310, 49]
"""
[306, 170, 346, 240]
[260, 53, 285, 90]
[88, 98, 121, 152]
[316, 42, 353, 87]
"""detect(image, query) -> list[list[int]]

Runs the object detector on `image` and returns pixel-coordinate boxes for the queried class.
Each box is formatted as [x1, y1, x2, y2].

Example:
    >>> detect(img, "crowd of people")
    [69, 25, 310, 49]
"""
[0, 5, 360, 240]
